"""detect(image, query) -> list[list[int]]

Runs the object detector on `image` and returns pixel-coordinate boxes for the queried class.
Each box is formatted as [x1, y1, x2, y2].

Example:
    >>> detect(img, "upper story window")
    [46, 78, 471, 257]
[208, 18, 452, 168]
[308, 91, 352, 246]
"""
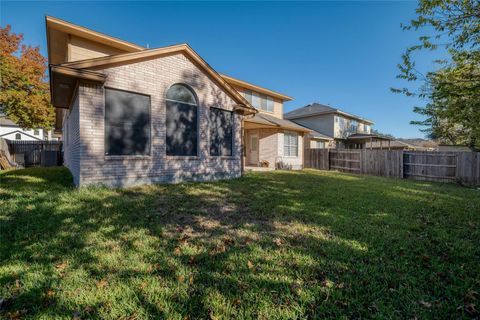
[166, 84, 198, 156]
[364, 124, 371, 133]
[15, 133, 21, 140]
[33, 129, 40, 136]
[105, 88, 151, 156]
[350, 120, 358, 133]
[244, 90, 274, 113]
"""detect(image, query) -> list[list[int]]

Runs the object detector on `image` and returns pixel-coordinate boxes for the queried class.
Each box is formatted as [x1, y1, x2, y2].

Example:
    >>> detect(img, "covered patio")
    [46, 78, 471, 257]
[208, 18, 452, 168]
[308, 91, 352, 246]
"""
[243, 113, 310, 169]
[344, 133, 392, 149]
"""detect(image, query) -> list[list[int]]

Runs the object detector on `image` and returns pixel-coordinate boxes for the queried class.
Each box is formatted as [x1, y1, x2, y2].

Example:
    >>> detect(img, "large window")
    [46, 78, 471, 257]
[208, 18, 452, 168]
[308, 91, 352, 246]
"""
[243, 90, 274, 113]
[284, 132, 298, 157]
[210, 107, 233, 156]
[166, 84, 198, 156]
[105, 88, 151, 156]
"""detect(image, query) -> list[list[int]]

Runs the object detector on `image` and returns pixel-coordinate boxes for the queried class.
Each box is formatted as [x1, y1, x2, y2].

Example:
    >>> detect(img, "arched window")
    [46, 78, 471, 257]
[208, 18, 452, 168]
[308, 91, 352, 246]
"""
[165, 84, 198, 156]
[15, 133, 21, 140]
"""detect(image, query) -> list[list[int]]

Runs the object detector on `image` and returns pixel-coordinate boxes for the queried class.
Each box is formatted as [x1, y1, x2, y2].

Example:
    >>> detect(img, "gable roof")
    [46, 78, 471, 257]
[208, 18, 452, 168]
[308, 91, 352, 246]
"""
[51, 44, 256, 115]
[46, 16, 144, 64]
[221, 74, 293, 101]
[285, 102, 374, 124]
[0, 130, 42, 141]
[45, 16, 289, 108]
[308, 130, 333, 140]
[246, 113, 311, 133]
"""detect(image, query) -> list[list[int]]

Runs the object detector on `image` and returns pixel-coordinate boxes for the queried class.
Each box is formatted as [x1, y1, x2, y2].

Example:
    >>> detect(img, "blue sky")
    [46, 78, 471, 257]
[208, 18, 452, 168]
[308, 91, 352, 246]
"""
[2, 1, 438, 138]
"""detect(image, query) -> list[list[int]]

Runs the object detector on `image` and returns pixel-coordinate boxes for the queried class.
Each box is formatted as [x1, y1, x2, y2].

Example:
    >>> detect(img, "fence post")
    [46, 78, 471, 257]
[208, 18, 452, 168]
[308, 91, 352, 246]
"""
[400, 150, 404, 179]
[327, 148, 330, 170]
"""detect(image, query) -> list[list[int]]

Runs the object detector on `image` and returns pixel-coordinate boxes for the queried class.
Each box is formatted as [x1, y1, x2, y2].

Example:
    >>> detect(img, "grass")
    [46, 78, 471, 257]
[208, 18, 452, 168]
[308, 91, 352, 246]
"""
[0, 167, 479, 319]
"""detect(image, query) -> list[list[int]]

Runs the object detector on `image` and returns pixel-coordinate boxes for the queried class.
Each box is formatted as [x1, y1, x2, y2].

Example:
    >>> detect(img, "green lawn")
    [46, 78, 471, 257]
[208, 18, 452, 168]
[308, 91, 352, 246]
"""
[0, 167, 479, 319]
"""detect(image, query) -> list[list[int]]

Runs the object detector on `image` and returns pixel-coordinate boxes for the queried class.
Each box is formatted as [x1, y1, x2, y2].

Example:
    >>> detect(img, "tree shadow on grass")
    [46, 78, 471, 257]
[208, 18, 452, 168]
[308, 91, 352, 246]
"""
[1, 167, 479, 318]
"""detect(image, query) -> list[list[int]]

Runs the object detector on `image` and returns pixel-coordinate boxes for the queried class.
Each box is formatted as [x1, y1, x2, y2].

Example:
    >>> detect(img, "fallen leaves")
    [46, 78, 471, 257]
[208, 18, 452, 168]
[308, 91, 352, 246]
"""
[96, 279, 108, 289]
[273, 237, 284, 246]
[419, 300, 432, 308]
[174, 247, 182, 256]
[247, 260, 254, 270]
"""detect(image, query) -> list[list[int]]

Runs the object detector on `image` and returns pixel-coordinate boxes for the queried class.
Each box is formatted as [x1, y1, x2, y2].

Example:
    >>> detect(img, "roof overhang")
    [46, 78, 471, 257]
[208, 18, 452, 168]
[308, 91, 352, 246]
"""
[286, 109, 375, 125]
[346, 133, 391, 143]
[244, 115, 311, 133]
[221, 74, 293, 102]
[50, 65, 106, 110]
[46, 16, 144, 64]
[310, 134, 334, 141]
[57, 44, 256, 115]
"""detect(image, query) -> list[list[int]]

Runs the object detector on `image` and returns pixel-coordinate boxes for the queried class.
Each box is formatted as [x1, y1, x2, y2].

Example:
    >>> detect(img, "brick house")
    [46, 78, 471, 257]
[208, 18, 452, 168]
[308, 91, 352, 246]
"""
[46, 17, 308, 187]
[285, 103, 390, 150]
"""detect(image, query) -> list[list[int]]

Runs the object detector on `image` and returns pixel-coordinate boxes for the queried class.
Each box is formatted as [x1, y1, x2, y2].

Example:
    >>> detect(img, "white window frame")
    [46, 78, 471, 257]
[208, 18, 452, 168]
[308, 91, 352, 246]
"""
[266, 96, 274, 113]
[284, 132, 298, 157]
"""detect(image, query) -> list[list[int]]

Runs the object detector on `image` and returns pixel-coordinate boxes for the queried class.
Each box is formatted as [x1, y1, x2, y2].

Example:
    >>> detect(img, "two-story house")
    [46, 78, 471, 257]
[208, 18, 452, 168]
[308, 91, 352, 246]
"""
[221, 75, 309, 170]
[46, 16, 308, 186]
[285, 103, 388, 149]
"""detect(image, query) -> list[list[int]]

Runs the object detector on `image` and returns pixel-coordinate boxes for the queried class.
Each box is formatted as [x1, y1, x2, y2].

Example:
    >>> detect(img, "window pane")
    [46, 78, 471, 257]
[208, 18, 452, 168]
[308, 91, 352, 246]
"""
[166, 101, 198, 156]
[260, 95, 267, 111]
[266, 97, 274, 112]
[283, 132, 298, 157]
[210, 108, 233, 156]
[105, 88, 151, 156]
[166, 84, 197, 105]
[244, 90, 252, 104]
[252, 92, 260, 108]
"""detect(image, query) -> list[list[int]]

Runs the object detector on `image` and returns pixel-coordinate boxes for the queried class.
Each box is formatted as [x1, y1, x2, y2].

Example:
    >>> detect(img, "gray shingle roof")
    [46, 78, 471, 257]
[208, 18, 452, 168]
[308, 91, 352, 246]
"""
[247, 113, 311, 132]
[308, 130, 333, 140]
[284, 103, 336, 119]
[0, 116, 18, 127]
[284, 102, 374, 124]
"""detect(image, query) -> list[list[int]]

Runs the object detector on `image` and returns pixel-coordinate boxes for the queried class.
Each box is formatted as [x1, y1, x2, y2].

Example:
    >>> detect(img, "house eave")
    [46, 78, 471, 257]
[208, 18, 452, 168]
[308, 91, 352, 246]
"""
[50, 65, 106, 110]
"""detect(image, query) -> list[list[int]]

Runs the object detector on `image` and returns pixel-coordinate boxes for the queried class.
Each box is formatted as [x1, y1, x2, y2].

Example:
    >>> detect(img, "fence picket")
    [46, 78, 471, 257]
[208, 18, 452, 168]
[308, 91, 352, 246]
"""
[305, 149, 479, 186]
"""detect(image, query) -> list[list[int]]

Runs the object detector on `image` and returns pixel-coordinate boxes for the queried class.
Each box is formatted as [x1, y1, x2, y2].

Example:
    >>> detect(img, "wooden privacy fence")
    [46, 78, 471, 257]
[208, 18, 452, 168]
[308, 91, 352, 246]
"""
[305, 149, 480, 186]
[6, 140, 63, 167]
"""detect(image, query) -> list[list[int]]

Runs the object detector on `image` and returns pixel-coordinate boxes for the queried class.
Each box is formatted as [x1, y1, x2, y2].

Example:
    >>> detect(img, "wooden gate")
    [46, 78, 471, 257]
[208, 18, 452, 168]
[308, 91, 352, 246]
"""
[329, 150, 361, 173]
[403, 152, 457, 183]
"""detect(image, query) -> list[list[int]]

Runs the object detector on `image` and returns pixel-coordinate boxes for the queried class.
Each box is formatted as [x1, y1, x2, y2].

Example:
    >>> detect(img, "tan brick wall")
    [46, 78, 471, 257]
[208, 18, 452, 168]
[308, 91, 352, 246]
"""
[63, 90, 81, 185]
[71, 53, 242, 187]
[245, 128, 304, 169]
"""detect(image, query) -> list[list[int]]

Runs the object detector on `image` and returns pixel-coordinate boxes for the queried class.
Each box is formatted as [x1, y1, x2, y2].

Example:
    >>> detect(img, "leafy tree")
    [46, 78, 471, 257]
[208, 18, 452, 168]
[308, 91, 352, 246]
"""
[393, 0, 480, 149]
[0, 25, 54, 129]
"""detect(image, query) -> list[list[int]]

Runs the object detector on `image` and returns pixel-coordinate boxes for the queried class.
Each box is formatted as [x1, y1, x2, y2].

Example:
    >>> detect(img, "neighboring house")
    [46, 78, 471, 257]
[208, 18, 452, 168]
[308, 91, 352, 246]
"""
[0, 116, 44, 141]
[366, 140, 432, 151]
[46, 16, 304, 187]
[285, 103, 389, 149]
[221, 75, 310, 170]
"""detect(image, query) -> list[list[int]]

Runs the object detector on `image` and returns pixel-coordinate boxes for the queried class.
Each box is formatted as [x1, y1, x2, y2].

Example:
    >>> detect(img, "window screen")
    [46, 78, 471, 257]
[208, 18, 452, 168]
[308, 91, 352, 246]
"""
[210, 108, 233, 156]
[284, 132, 298, 157]
[166, 84, 198, 156]
[105, 88, 151, 156]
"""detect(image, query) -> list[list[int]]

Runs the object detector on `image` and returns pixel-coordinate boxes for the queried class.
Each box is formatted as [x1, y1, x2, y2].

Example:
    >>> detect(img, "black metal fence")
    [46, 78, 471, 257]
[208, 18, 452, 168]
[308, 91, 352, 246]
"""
[6, 140, 63, 167]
